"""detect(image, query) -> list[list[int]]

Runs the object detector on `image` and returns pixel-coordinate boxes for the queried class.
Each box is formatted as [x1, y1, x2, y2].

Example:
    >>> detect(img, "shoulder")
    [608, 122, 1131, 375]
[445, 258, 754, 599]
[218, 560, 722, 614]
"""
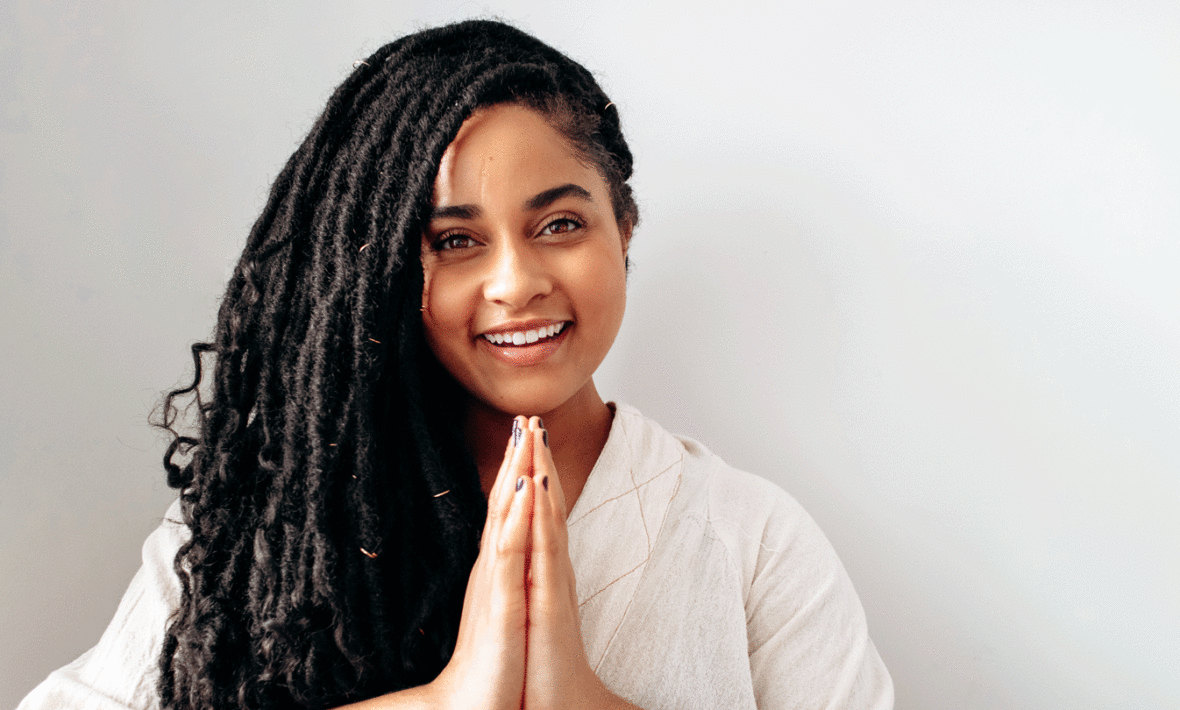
[671, 431, 838, 595]
[611, 403, 836, 593]
[637, 411, 894, 709]
[144, 497, 189, 590]
[611, 402, 806, 530]
[606, 406, 893, 707]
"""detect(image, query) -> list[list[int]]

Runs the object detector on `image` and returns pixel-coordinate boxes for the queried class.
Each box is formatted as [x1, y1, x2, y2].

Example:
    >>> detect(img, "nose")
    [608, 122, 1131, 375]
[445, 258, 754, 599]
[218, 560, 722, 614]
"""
[482, 237, 551, 309]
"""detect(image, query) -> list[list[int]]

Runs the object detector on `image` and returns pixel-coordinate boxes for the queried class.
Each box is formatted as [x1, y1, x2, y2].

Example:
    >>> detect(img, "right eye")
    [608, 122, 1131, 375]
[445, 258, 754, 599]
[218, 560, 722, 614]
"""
[435, 234, 477, 251]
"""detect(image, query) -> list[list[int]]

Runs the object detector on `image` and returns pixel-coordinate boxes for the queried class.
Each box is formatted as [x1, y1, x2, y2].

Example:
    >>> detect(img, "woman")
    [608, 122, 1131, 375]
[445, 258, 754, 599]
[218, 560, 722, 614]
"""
[20, 20, 892, 710]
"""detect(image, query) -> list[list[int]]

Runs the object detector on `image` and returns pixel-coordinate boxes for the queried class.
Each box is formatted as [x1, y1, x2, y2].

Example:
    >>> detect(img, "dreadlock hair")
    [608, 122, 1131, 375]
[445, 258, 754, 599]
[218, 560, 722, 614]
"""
[153, 19, 638, 710]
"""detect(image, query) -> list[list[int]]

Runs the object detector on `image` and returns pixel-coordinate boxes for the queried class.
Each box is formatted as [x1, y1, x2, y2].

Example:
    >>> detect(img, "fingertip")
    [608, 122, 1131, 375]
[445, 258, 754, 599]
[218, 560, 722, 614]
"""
[531, 425, 555, 478]
[500, 471, 534, 551]
[532, 470, 554, 531]
[513, 415, 535, 466]
[490, 415, 526, 504]
[512, 472, 532, 512]
[512, 415, 526, 449]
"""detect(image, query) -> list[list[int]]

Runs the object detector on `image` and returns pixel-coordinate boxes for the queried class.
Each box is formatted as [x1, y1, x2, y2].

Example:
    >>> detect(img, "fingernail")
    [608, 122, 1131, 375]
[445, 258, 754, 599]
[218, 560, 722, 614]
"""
[537, 417, 545, 430]
[543, 430, 549, 448]
[512, 419, 522, 447]
[515, 477, 524, 492]
[542, 476, 549, 491]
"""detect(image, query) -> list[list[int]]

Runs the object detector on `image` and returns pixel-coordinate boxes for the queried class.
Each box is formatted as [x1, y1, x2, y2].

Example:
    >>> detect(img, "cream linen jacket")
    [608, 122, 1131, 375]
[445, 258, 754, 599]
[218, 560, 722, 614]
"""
[19, 403, 893, 709]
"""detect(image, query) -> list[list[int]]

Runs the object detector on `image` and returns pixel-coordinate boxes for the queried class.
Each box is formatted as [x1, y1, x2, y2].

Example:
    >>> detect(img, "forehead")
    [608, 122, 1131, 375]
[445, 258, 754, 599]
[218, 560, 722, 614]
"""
[432, 104, 602, 209]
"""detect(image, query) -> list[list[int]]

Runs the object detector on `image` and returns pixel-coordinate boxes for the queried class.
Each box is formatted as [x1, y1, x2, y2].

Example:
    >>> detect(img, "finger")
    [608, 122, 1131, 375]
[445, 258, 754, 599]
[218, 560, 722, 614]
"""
[529, 461, 551, 597]
[494, 467, 534, 617]
[483, 416, 527, 548]
[487, 416, 532, 556]
[490, 416, 527, 505]
[529, 439, 566, 607]
[530, 422, 580, 612]
[479, 426, 516, 549]
[531, 420, 568, 522]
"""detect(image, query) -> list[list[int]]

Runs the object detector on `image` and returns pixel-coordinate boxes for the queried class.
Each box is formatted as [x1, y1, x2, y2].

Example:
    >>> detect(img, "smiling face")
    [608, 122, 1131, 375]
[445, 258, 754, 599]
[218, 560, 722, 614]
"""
[420, 103, 630, 417]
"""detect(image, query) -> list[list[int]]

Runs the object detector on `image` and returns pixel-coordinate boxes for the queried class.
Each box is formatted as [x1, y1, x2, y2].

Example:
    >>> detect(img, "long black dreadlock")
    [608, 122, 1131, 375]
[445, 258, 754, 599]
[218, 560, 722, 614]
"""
[154, 20, 638, 710]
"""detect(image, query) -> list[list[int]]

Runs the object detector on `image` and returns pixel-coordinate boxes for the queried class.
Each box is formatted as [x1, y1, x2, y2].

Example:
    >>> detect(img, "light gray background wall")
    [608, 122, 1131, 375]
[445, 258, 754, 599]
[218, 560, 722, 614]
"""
[2, 1, 1177, 708]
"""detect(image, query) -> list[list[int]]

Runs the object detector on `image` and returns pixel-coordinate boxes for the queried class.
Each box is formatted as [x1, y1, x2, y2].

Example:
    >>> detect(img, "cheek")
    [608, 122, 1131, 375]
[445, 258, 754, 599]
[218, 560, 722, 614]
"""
[420, 267, 470, 356]
[577, 245, 628, 331]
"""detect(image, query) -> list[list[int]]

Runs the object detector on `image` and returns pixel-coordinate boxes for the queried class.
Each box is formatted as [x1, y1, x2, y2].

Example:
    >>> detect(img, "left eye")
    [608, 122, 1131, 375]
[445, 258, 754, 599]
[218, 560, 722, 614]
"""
[540, 218, 582, 236]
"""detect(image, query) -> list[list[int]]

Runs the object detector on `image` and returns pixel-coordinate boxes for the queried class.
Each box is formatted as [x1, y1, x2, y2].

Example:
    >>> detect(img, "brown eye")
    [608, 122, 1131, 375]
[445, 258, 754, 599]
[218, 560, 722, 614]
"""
[540, 217, 583, 236]
[437, 234, 476, 251]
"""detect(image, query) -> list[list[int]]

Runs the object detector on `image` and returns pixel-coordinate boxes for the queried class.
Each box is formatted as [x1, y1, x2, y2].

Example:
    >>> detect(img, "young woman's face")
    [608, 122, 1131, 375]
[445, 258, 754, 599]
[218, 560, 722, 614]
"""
[420, 103, 629, 416]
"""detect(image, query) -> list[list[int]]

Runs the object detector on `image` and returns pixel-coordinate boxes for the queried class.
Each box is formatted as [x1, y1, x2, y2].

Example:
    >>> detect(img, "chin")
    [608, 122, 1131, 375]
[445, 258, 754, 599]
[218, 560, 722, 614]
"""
[475, 381, 585, 418]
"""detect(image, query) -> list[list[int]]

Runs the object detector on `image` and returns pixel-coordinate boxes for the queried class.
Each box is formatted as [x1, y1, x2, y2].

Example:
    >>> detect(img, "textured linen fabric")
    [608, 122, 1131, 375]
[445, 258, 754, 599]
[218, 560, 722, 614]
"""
[19, 403, 892, 710]
[568, 404, 892, 710]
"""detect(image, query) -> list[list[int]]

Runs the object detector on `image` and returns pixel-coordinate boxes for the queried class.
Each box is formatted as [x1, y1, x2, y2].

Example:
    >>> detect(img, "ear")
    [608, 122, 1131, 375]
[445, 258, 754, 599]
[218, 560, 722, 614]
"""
[619, 220, 633, 257]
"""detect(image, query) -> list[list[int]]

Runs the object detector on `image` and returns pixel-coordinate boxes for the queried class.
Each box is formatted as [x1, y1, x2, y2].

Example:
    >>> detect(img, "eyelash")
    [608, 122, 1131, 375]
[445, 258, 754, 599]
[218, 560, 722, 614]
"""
[430, 214, 585, 251]
[539, 214, 585, 236]
[433, 233, 477, 251]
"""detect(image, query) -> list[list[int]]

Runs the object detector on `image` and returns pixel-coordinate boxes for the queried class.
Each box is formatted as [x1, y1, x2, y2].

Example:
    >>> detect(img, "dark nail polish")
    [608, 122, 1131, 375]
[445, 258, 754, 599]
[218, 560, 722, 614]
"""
[512, 419, 522, 447]
[543, 430, 549, 448]
[537, 417, 545, 430]
[515, 477, 524, 492]
[542, 476, 549, 491]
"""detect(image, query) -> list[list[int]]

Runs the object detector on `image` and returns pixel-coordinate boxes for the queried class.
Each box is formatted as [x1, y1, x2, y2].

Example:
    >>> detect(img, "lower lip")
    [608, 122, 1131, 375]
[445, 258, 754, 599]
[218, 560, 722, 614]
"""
[478, 325, 571, 366]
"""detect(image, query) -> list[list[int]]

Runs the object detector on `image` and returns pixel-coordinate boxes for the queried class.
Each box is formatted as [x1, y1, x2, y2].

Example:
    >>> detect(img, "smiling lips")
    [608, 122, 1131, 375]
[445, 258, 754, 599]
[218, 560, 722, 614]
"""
[478, 321, 570, 366]
[481, 321, 567, 346]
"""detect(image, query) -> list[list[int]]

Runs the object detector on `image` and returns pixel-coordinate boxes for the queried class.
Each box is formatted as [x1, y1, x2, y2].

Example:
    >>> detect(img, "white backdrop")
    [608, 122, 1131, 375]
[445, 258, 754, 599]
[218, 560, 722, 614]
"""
[2, 1, 1177, 708]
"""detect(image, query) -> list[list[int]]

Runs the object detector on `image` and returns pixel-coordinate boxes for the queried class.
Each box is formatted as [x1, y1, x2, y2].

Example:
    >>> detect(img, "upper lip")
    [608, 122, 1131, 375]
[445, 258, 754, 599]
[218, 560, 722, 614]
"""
[478, 318, 568, 337]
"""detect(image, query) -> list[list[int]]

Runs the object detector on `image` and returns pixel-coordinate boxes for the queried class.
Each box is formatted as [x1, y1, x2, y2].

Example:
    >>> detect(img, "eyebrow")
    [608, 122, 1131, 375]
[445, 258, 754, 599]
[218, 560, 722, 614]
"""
[525, 183, 593, 211]
[429, 183, 593, 222]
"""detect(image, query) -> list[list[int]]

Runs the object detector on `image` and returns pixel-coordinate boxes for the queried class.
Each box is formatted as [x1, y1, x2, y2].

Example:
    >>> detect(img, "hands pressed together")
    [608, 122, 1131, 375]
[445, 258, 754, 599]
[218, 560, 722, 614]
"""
[423, 416, 638, 710]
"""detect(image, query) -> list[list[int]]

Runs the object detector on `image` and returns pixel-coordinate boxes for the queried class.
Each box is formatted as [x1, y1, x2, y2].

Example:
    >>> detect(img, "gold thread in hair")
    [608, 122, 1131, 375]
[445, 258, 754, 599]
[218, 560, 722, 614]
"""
[359, 546, 378, 559]
[432, 489, 451, 498]
[368, 338, 381, 344]
[359, 243, 371, 253]
[352, 60, 370, 68]
[328, 443, 337, 447]
[604, 101, 615, 110]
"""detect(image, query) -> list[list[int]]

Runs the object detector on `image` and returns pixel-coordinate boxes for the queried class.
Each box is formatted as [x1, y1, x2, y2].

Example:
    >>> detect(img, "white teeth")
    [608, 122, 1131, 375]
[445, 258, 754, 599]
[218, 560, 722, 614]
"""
[483, 322, 567, 346]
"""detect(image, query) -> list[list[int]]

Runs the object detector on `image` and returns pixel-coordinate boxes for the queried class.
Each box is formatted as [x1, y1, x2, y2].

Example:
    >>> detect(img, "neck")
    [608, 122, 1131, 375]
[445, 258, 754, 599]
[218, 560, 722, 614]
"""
[463, 381, 614, 515]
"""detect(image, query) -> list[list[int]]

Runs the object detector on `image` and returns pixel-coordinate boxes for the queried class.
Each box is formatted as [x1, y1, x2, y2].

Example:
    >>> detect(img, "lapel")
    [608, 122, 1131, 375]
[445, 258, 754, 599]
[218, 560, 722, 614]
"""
[566, 403, 684, 671]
